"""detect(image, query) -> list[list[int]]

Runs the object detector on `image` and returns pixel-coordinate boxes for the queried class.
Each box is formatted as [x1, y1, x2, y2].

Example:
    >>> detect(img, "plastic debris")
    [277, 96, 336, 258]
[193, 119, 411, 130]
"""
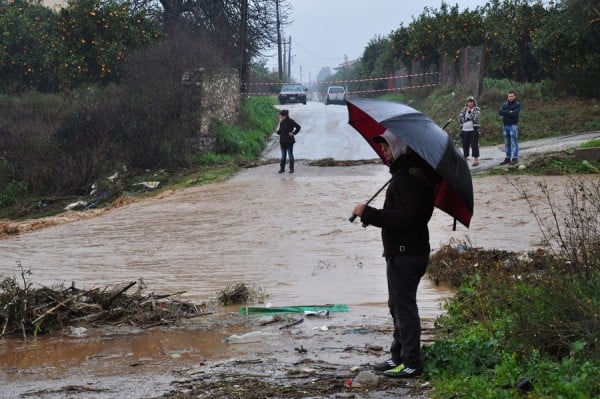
[225, 331, 275, 344]
[312, 325, 328, 331]
[65, 200, 88, 211]
[303, 310, 329, 317]
[353, 370, 379, 387]
[67, 326, 87, 337]
[279, 318, 304, 330]
[238, 304, 348, 315]
[136, 181, 160, 189]
[107, 172, 119, 182]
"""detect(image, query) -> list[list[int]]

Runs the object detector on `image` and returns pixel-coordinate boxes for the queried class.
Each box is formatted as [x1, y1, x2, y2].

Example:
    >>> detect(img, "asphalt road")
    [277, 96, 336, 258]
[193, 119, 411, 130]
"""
[265, 100, 600, 170]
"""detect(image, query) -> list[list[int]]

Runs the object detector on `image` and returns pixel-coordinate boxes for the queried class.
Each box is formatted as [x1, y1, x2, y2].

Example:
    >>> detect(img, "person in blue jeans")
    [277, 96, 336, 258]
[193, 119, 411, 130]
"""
[498, 91, 521, 165]
[276, 109, 301, 173]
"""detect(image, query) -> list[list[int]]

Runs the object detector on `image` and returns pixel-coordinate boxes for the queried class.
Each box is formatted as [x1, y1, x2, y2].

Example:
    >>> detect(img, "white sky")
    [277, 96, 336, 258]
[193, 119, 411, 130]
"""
[265, 0, 491, 82]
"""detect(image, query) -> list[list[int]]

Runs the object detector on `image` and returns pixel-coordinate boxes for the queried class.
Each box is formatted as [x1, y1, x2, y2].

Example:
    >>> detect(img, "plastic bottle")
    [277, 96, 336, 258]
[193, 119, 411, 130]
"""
[224, 330, 274, 344]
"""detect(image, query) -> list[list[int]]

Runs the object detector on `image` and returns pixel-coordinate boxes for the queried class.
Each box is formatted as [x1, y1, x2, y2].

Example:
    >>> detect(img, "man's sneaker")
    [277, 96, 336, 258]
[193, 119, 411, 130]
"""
[500, 158, 510, 165]
[373, 359, 398, 372]
[383, 364, 422, 378]
[510, 159, 519, 165]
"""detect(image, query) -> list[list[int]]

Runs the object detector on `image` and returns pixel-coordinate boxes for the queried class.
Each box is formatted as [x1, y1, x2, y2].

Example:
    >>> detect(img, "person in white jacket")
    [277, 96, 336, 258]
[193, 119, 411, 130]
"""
[458, 96, 481, 167]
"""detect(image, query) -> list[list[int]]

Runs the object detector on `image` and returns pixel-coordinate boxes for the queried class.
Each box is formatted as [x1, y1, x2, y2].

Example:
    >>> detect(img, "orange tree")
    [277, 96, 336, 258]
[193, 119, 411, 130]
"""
[481, 0, 547, 81]
[531, 0, 600, 97]
[52, 0, 161, 88]
[0, 1, 59, 92]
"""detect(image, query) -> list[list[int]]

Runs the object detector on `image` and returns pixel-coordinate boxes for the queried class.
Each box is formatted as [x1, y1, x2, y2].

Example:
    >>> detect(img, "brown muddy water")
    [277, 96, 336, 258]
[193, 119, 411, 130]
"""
[0, 164, 587, 398]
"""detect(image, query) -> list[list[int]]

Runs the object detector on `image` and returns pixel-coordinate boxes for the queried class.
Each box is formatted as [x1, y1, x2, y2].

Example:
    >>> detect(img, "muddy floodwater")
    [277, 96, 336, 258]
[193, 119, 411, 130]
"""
[0, 165, 580, 397]
[1, 101, 593, 398]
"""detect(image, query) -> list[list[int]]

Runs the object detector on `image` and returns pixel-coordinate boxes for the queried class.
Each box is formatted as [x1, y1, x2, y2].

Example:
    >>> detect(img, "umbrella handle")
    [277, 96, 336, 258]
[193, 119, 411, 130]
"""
[349, 176, 394, 225]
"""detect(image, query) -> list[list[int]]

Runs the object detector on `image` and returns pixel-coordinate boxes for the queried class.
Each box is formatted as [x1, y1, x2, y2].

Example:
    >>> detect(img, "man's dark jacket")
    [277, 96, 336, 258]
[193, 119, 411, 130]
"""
[277, 117, 301, 144]
[360, 152, 438, 257]
[498, 100, 521, 126]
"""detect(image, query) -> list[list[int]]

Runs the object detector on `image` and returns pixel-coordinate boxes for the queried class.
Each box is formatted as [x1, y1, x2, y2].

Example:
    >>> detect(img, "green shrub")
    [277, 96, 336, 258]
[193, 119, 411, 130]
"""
[0, 180, 28, 207]
[426, 179, 600, 398]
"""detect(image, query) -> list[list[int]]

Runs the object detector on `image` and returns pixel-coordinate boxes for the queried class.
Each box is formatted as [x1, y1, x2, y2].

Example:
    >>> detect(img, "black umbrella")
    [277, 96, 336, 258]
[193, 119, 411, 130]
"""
[347, 98, 474, 228]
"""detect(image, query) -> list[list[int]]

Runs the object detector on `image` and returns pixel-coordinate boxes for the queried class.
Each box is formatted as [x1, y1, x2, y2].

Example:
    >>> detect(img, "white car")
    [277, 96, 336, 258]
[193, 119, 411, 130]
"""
[325, 86, 346, 105]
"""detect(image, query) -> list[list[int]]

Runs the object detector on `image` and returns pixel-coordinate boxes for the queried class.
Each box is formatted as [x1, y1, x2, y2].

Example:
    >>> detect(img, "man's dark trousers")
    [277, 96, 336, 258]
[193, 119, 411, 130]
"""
[386, 254, 428, 369]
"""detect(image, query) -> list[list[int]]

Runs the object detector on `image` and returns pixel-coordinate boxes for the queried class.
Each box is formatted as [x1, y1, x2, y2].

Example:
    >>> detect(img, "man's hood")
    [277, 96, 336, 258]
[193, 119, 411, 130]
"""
[376, 130, 409, 160]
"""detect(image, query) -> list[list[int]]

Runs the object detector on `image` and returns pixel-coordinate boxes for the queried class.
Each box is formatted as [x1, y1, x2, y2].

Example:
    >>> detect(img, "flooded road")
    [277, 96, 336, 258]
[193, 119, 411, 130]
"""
[0, 100, 589, 398]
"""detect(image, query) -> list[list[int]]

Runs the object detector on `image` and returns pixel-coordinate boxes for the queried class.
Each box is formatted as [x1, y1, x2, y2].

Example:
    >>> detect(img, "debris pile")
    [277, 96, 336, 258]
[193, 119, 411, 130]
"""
[0, 272, 203, 339]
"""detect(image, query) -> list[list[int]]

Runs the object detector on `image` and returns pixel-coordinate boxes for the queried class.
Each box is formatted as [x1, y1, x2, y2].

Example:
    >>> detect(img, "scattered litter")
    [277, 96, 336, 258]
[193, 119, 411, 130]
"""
[353, 370, 379, 387]
[294, 345, 307, 354]
[65, 200, 88, 211]
[365, 343, 383, 352]
[170, 353, 181, 359]
[312, 325, 329, 331]
[225, 331, 276, 344]
[238, 304, 348, 315]
[136, 181, 160, 189]
[342, 328, 372, 335]
[107, 172, 119, 182]
[89, 183, 98, 196]
[279, 318, 304, 330]
[66, 326, 87, 337]
[303, 310, 329, 317]
[85, 191, 109, 209]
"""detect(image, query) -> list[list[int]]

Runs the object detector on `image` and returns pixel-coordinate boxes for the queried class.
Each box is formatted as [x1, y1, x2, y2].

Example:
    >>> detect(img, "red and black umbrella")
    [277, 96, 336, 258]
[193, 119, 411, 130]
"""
[347, 98, 473, 228]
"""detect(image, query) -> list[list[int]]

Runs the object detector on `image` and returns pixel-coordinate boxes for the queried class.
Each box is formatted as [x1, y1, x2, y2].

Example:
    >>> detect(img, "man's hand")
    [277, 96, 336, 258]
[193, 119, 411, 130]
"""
[353, 203, 366, 217]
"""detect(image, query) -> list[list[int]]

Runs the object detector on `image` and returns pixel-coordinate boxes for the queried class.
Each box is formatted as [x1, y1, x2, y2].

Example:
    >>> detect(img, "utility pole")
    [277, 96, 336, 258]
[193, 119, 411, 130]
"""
[299, 66, 302, 84]
[239, 0, 248, 93]
[282, 38, 287, 82]
[477, 32, 489, 97]
[288, 35, 292, 81]
[344, 53, 348, 91]
[276, 0, 283, 81]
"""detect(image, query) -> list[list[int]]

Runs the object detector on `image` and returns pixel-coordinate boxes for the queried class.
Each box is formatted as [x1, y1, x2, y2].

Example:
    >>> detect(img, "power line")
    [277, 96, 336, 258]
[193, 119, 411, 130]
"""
[293, 39, 345, 61]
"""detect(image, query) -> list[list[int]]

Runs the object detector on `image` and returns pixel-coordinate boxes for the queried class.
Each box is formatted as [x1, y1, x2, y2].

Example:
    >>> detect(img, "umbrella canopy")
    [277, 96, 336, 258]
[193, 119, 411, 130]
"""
[347, 98, 474, 228]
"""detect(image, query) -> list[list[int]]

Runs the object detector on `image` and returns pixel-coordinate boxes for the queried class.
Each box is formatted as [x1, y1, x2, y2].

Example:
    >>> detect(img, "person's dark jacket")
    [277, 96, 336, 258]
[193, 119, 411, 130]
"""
[498, 100, 521, 126]
[360, 152, 438, 257]
[277, 117, 301, 144]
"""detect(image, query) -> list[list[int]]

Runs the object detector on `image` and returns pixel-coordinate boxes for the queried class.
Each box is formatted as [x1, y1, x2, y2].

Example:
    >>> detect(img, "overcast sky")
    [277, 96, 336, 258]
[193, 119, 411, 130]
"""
[265, 0, 491, 82]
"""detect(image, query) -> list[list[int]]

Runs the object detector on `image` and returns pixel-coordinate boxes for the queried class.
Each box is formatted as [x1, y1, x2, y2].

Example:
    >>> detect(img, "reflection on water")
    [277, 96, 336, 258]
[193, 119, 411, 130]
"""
[0, 328, 228, 381]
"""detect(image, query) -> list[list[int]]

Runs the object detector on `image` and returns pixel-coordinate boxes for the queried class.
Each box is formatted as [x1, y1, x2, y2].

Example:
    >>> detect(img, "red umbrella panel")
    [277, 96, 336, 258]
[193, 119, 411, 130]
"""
[347, 99, 474, 228]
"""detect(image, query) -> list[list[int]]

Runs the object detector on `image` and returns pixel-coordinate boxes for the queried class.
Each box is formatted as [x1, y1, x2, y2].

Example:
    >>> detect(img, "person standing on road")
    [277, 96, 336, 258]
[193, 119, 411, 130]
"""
[351, 130, 439, 379]
[276, 109, 301, 173]
[458, 96, 481, 167]
[498, 90, 521, 165]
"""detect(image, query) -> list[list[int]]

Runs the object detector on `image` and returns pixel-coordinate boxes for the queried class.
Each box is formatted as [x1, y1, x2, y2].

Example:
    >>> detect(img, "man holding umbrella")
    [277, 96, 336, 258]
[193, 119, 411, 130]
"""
[352, 129, 439, 378]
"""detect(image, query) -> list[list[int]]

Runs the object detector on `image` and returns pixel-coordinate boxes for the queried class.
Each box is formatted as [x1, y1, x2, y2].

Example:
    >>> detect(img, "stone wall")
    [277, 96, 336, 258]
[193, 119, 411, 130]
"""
[181, 68, 240, 152]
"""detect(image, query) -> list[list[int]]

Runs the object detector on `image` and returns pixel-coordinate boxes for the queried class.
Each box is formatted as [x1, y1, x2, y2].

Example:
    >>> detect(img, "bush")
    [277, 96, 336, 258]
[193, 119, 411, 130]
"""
[0, 181, 28, 207]
[426, 178, 600, 398]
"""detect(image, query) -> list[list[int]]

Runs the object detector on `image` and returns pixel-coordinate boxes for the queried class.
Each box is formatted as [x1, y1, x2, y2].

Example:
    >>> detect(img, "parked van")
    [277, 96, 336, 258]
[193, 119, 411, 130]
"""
[325, 86, 346, 105]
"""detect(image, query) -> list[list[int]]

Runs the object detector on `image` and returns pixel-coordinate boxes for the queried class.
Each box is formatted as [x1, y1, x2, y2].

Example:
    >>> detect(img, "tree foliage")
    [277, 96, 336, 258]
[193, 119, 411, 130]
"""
[53, 0, 161, 88]
[354, 0, 599, 97]
[0, 0, 161, 92]
[0, 1, 59, 91]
